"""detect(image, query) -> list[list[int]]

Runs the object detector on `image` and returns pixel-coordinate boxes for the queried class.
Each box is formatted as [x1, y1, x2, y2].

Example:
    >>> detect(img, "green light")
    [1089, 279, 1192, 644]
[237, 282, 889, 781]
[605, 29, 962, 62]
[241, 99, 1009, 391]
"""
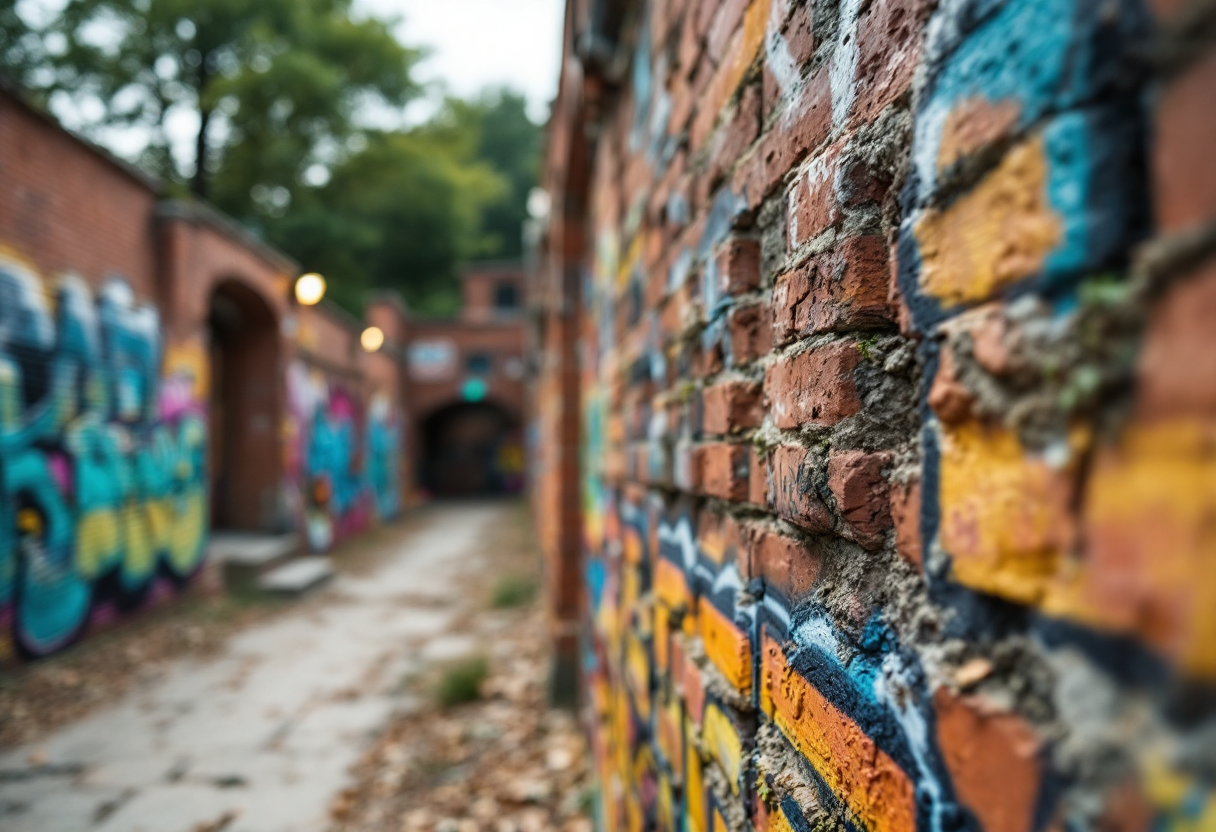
[461, 378, 488, 402]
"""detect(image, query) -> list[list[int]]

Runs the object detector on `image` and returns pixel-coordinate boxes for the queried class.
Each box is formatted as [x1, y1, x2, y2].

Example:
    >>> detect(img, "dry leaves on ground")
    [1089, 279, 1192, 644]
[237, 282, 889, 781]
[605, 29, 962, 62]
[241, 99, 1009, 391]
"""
[329, 605, 593, 832]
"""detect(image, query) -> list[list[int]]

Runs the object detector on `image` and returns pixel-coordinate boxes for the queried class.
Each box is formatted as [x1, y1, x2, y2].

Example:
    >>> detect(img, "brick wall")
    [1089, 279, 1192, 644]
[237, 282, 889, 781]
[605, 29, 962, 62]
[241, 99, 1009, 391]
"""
[0, 87, 410, 660]
[536, 0, 1216, 830]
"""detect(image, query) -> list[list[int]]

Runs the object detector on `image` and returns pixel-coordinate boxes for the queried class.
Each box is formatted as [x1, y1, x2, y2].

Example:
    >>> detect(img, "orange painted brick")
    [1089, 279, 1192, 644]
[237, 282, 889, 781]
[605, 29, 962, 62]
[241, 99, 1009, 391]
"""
[934, 688, 1042, 832]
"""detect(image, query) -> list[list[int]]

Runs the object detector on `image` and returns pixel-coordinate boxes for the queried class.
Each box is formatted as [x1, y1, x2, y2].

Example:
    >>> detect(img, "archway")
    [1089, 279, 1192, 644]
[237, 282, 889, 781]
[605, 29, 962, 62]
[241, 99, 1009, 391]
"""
[208, 280, 282, 531]
[420, 401, 525, 497]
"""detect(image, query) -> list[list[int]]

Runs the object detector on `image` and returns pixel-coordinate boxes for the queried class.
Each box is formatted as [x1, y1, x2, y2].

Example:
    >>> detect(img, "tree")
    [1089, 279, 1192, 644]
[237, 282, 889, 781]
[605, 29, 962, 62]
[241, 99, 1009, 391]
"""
[44, 0, 418, 205]
[0, 0, 46, 92]
[270, 130, 507, 316]
[423, 89, 542, 260]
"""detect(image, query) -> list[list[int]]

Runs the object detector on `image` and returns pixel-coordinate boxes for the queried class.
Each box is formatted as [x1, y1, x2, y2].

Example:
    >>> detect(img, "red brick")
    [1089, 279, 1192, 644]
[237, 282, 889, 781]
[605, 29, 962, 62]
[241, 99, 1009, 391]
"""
[1154, 50, 1216, 234]
[748, 446, 768, 506]
[707, 0, 752, 66]
[772, 236, 894, 344]
[788, 143, 844, 248]
[736, 70, 833, 209]
[747, 526, 822, 601]
[1136, 260, 1216, 421]
[890, 476, 923, 569]
[935, 689, 1043, 832]
[700, 442, 751, 500]
[768, 445, 833, 532]
[851, 0, 929, 126]
[763, 5, 816, 116]
[765, 342, 863, 430]
[928, 345, 974, 425]
[728, 301, 773, 364]
[828, 450, 892, 547]
[702, 380, 764, 434]
[716, 236, 762, 296]
[703, 84, 763, 205]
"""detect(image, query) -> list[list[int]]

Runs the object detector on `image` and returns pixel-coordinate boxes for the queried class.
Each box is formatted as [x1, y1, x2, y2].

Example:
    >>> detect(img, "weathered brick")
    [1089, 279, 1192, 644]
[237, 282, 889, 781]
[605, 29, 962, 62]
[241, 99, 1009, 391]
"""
[1154, 50, 1216, 233]
[702, 379, 764, 434]
[728, 301, 773, 364]
[828, 450, 892, 548]
[934, 689, 1042, 832]
[746, 526, 822, 601]
[765, 342, 863, 430]
[890, 476, 923, 569]
[772, 236, 894, 344]
[787, 142, 843, 249]
[851, 0, 929, 126]
[700, 442, 751, 500]
[1136, 259, 1216, 421]
[768, 445, 833, 532]
[716, 236, 762, 296]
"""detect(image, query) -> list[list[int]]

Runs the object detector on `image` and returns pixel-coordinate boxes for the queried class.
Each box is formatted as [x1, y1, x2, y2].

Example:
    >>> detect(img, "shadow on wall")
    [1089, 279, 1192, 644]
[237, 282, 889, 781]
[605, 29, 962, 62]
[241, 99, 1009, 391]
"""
[420, 401, 525, 498]
[0, 255, 207, 661]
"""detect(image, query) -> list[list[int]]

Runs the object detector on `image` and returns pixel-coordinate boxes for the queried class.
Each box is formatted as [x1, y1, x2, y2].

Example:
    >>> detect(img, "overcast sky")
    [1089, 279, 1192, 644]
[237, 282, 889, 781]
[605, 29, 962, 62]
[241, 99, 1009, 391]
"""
[359, 0, 565, 122]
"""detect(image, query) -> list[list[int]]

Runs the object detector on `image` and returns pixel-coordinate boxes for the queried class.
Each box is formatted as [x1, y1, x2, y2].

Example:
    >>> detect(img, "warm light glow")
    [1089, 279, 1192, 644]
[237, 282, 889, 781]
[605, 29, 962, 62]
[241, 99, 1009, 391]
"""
[295, 273, 327, 306]
[360, 326, 386, 353]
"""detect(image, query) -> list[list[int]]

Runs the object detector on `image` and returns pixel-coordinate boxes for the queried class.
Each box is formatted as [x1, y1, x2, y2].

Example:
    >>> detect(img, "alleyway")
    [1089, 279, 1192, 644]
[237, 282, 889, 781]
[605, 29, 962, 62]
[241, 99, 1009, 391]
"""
[0, 504, 552, 832]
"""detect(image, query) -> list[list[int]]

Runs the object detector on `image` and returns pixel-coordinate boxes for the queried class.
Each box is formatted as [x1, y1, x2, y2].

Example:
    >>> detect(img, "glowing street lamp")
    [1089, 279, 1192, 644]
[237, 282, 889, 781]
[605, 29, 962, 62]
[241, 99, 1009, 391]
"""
[295, 273, 327, 306]
[360, 325, 385, 353]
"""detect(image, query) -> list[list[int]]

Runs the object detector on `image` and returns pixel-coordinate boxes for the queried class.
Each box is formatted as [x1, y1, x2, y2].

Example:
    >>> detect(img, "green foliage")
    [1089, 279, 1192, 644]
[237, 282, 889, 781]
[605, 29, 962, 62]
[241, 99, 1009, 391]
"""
[42, 0, 418, 200]
[422, 89, 542, 259]
[0, 1, 46, 93]
[491, 574, 538, 609]
[435, 655, 489, 707]
[5, 1, 543, 314]
[269, 128, 507, 314]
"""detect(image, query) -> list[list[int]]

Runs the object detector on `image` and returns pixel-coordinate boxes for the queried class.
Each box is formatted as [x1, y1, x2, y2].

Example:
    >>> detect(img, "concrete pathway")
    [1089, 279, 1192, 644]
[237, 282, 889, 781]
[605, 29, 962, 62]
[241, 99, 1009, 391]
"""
[0, 504, 505, 832]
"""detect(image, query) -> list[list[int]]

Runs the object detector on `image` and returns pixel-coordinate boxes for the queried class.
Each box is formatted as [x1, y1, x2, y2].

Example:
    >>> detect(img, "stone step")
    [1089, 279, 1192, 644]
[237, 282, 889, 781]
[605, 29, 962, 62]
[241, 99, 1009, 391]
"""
[258, 557, 334, 596]
[208, 534, 301, 591]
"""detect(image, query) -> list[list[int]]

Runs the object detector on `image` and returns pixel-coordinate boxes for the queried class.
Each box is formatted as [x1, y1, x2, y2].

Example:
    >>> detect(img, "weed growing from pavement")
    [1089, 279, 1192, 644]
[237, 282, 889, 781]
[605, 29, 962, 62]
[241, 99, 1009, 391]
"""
[491, 574, 538, 608]
[435, 656, 489, 707]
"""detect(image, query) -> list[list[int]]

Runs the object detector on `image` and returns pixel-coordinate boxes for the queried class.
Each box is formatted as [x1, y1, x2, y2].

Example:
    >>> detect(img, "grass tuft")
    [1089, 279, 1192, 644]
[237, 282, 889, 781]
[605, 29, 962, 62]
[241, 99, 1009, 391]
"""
[435, 656, 489, 707]
[491, 574, 538, 609]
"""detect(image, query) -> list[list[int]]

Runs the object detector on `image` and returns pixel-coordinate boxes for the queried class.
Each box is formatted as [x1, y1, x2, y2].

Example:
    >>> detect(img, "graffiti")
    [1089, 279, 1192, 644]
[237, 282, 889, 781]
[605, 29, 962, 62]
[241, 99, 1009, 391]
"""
[286, 361, 403, 551]
[0, 256, 207, 660]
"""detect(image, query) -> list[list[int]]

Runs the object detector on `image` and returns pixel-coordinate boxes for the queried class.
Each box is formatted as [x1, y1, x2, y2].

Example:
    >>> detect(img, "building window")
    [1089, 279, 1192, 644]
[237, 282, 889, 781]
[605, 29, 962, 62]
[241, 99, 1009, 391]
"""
[494, 282, 520, 312]
[465, 352, 493, 375]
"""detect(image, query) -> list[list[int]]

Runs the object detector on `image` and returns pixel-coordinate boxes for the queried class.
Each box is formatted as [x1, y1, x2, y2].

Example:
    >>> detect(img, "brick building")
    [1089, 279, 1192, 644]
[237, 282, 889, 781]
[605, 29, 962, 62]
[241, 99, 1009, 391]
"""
[406, 263, 529, 498]
[533, 1, 1216, 831]
[0, 84, 525, 662]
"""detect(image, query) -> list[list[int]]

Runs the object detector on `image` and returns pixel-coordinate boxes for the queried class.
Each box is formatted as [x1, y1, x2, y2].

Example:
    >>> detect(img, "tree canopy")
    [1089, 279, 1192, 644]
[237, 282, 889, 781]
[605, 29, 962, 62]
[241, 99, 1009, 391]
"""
[0, 0, 543, 315]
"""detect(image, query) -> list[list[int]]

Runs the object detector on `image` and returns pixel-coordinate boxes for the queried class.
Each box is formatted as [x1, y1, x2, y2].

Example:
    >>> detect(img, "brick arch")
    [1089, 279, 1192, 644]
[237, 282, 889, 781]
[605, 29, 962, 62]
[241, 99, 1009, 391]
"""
[416, 397, 526, 497]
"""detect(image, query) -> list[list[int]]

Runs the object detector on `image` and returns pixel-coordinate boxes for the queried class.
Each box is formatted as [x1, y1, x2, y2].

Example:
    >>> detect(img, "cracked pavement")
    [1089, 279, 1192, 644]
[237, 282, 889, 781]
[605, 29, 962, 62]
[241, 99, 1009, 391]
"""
[0, 504, 504, 832]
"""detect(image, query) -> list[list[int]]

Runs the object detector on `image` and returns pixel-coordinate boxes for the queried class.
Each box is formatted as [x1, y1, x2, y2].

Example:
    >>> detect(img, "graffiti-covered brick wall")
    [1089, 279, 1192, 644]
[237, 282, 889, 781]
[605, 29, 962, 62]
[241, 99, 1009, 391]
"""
[288, 302, 408, 551]
[0, 86, 411, 661]
[536, 0, 1216, 831]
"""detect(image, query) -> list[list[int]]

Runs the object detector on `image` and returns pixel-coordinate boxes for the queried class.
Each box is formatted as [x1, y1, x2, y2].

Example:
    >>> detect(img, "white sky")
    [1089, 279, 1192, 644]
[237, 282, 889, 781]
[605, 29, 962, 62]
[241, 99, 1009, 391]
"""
[23, 0, 566, 170]
[359, 0, 566, 123]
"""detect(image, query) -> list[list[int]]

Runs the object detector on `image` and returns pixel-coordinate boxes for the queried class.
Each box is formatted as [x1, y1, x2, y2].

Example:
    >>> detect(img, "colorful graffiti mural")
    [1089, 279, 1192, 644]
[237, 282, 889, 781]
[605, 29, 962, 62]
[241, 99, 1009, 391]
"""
[0, 256, 207, 660]
[285, 361, 403, 552]
[557, 0, 1216, 829]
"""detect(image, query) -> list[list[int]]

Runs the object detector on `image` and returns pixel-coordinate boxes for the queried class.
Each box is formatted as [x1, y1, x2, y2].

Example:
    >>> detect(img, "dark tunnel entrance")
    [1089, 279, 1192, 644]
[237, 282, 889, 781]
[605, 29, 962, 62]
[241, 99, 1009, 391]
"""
[420, 401, 525, 498]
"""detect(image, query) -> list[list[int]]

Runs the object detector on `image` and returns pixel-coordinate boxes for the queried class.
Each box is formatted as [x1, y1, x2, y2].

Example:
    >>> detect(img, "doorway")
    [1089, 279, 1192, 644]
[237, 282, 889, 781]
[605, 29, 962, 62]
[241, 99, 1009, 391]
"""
[208, 281, 282, 530]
